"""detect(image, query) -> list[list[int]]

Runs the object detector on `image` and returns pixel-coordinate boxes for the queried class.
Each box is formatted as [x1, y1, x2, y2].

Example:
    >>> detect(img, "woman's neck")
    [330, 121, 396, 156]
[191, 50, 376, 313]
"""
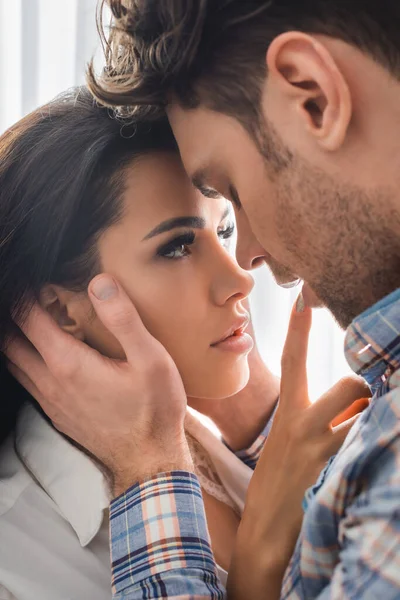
[188, 350, 279, 451]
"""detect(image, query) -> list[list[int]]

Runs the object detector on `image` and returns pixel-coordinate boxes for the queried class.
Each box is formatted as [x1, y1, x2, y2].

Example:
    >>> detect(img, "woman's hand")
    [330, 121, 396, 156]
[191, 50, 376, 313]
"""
[227, 295, 371, 600]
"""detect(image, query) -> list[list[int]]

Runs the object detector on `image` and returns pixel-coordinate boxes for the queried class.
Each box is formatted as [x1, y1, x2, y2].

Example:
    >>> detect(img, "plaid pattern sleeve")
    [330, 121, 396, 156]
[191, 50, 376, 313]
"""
[233, 401, 278, 470]
[110, 471, 225, 599]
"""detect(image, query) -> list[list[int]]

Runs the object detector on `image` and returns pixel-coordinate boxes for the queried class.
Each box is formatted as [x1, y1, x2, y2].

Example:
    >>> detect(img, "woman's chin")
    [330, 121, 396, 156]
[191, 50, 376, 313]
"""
[185, 363, 250, 401]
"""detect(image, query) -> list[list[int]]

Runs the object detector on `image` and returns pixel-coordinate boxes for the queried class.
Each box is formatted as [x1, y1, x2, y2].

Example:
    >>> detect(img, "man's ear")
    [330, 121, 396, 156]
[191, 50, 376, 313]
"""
[263, 32, 352, 151]
[39, 284, 88, 341]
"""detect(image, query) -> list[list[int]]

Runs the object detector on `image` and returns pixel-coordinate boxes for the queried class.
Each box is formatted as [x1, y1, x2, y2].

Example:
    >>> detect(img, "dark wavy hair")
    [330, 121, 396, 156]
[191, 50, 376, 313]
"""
[0, 86, 177, 444]
[88, 0, 400, 140]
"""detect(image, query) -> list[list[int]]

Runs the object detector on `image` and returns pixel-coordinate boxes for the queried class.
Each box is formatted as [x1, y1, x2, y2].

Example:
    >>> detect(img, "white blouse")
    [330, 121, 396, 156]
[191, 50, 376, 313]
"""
[0, 404, 253, 599]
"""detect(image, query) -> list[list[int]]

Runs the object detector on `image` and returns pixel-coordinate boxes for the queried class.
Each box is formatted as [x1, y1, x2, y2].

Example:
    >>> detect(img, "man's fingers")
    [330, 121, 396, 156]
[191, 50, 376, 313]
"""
[11, 275, 153, 389]
[310, 375, 371, 431]
[5, 334, 49, 383]
[7, 361, 46, 408]
[89, 274, 153, 363]
[17, 302, 83, 369]
[6, 336, 60, 414]
[280, 294, 313, 409]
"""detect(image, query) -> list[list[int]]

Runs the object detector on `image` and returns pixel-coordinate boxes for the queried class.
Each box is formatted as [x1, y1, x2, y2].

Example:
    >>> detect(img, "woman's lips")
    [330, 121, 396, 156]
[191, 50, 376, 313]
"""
[211, 330, 254, 353]
[211, 317, 254, 353]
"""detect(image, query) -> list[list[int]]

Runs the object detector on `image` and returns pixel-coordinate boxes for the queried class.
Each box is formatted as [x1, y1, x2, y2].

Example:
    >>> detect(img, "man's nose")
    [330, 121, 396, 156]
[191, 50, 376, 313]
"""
[234, 206, 267, 270]
[236, 240, 267, 271]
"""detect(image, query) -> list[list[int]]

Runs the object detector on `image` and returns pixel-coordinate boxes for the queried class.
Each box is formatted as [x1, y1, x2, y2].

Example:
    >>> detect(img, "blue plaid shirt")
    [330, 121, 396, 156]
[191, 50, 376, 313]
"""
[110, 288, 400, 599]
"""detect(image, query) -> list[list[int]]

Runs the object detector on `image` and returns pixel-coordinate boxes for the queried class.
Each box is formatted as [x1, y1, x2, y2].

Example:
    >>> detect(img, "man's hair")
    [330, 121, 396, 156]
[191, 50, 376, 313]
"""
[89, 0, 400, 140]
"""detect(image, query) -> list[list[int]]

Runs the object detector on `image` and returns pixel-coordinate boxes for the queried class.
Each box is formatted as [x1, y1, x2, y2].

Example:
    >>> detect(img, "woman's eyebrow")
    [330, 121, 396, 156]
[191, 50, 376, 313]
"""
[142, 216, 206, 241]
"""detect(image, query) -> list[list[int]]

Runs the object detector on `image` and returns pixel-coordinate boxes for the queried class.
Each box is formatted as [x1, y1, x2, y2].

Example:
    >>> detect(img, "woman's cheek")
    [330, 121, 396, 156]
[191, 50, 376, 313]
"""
[126, 270, 204, 351]
[132, 294, 182, 344]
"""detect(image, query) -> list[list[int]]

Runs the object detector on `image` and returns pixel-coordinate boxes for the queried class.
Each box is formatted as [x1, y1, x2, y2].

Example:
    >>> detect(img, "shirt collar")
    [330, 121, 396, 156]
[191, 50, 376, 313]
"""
[15, 403, 110, 547]
[345, 288, 400, 390]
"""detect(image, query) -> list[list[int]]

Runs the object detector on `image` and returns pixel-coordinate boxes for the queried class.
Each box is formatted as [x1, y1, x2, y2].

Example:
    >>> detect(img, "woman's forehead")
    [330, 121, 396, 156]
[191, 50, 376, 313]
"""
[121, 152, 229, 223]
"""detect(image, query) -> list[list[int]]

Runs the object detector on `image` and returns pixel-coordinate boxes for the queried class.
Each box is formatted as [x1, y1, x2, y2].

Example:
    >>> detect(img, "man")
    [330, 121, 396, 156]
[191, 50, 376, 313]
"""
[84, 0, 400, 598]
[3, 1, 380, 598]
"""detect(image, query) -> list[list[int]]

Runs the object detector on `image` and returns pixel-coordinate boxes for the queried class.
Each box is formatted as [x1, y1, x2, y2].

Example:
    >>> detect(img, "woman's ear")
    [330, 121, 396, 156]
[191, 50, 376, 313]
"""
[39, 284, 89, 341]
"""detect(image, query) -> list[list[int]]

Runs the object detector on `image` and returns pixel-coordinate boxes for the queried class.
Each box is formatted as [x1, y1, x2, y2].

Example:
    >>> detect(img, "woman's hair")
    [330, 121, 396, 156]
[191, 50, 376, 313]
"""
[0, 86, 177, 444]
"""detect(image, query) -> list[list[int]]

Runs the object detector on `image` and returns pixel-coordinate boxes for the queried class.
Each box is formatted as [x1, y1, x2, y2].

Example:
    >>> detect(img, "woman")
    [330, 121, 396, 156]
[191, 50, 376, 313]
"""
[0, 84, 262, 598]
[0, 87, 367, 600]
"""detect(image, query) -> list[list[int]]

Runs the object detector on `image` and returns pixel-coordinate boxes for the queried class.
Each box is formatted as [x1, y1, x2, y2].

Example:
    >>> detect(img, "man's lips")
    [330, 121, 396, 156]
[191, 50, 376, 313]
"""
[279, 278, 302, 289]
[211, 314, 250, 346]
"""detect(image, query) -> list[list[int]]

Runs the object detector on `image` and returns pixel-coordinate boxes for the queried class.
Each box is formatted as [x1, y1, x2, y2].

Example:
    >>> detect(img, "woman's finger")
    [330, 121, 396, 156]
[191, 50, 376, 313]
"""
[280, 293, 313, 410]
[88, 274, 156, 364]
[327, 413, 361, 455]
[309, 375, 371, 431]
[331, 396, 370, 427]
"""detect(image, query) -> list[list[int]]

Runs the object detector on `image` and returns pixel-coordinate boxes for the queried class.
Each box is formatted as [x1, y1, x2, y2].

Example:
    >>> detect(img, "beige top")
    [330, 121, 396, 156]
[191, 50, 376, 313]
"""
[0, 404, 253, 599]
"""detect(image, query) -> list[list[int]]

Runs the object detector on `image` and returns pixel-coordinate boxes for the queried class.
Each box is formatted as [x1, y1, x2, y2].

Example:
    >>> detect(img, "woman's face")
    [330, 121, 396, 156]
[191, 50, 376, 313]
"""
[71, 152, 254, 399]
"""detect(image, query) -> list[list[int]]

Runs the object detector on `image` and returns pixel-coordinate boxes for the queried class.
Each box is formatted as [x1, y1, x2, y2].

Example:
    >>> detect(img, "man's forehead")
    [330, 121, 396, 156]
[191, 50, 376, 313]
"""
[167, 103, 228, 176]
[167, 102, 214, 133]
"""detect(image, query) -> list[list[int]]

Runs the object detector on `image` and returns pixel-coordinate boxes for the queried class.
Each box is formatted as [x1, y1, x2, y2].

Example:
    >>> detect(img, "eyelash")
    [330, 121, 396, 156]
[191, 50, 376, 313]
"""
[157, 222, 235, 260]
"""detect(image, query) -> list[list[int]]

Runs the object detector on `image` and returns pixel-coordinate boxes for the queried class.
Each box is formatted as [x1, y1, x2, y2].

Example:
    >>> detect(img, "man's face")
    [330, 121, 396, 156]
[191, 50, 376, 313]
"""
[168, 102, 400, 329]
[168, 106, 302, 285]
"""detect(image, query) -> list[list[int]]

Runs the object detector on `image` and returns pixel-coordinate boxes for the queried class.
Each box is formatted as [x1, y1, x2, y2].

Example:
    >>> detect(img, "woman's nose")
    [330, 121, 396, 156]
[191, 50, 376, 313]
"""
[211, 250, 255, 307]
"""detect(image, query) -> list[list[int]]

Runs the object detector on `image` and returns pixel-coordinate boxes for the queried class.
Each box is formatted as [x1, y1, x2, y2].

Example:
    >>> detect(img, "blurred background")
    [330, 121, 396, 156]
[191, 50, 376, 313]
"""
[0, 0, 352, 399]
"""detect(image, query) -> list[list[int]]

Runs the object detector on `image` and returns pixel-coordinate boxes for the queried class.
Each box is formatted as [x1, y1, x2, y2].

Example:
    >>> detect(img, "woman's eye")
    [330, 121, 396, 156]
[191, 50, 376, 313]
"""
[218, 221, 235, 247]
[163, 244, 191, 259]
[157, 232, 195, 260]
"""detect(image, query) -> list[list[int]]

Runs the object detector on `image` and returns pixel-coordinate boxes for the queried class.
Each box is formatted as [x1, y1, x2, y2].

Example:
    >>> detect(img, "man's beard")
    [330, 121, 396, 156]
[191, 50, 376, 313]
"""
[263, 254, 299, 287]
[259, 122, 400, 328]
[277, 166, 400, 328]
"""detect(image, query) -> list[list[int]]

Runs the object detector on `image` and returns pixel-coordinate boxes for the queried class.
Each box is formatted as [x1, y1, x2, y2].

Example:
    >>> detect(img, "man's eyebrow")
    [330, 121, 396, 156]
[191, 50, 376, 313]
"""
[142, 216, 206, 241]
[228, 185, 242, 210]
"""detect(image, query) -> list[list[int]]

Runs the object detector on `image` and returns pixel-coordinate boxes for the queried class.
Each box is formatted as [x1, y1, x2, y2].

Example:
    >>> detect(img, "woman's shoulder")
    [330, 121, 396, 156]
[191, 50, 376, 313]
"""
[0, 433, 32, 518]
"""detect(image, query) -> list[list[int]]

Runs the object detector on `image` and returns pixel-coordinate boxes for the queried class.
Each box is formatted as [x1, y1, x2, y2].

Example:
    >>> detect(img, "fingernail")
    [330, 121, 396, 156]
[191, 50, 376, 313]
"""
[91, 276, 118, 301]
[296, 293, 305, 313]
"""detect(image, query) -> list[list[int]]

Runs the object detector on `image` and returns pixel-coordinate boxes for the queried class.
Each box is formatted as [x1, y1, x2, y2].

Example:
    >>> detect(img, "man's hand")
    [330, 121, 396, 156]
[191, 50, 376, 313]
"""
[6, 274, 193, 495]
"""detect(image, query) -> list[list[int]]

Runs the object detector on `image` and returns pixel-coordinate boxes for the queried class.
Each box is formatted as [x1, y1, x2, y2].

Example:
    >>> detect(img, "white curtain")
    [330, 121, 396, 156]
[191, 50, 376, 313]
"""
[0, 0, 352, 400]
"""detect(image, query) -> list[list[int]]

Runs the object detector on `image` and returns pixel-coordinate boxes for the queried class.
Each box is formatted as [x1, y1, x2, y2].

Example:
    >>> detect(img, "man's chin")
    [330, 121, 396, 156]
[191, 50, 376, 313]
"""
[302, 283, 325, 309]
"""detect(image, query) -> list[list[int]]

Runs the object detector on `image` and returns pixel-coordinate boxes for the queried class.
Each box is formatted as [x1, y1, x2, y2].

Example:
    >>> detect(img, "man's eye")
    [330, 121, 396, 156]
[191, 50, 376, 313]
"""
[157, 232, 195, 260]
